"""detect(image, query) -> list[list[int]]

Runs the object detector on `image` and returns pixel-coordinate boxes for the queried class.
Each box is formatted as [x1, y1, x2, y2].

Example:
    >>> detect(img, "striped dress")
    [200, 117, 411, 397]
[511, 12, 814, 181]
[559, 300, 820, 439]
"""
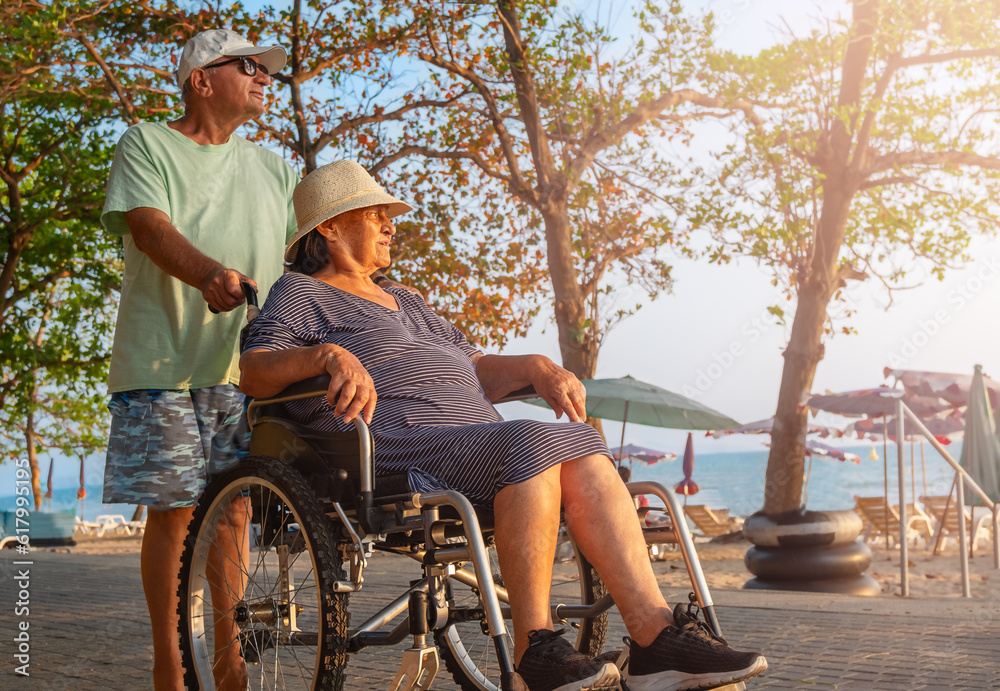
[242, 272, 611, 507]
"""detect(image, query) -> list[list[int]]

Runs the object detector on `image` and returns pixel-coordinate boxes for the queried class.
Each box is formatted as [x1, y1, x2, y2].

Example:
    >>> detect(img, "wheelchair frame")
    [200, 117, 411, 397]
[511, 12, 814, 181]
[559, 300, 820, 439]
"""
[176, 375, 730, 691]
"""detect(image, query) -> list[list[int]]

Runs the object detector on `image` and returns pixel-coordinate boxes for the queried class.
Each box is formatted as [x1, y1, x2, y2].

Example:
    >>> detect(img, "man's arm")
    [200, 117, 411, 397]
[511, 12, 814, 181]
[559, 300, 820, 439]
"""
[125, 207, 255, 313]
[474, 354, 587, 423]
[240, 345, 377, 424]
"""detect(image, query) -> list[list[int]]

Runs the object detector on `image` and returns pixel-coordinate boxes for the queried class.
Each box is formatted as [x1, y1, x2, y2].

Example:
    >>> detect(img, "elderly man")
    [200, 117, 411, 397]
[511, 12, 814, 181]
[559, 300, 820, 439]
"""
[100, 29, 300, 690]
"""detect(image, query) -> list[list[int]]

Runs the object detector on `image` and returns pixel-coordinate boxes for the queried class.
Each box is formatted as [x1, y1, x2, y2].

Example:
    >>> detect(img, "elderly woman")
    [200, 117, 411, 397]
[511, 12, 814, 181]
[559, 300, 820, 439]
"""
[239, 161, 765, 691]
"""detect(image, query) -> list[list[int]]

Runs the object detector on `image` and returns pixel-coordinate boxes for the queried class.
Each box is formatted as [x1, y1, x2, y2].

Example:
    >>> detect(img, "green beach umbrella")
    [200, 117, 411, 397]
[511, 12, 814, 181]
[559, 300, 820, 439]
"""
[961, 365, 1000, 503]
[525, 375, 741, 458]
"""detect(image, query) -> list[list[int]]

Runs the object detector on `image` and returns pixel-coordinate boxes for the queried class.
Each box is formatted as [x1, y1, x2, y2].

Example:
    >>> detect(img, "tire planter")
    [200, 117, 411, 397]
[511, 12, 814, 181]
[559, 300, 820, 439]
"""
[742, 509, 862, 548]
[745, 542, 871, 580]
[742, 509, 879, 596]
[743, 574, 881, 596]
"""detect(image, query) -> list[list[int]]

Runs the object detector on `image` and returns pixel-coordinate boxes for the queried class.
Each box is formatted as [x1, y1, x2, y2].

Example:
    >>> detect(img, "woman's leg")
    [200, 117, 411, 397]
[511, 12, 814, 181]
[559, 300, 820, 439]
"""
[492, 466, 563, 665]
[559, 455, 672, 646]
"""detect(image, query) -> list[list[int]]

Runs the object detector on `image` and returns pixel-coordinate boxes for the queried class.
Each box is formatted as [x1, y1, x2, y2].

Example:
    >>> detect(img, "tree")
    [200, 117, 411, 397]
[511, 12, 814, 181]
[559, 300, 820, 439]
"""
[693, 0, 1000, 513]
[377, 0, 714, 383]
[1, 0, 179, 507]
[235, 0, 550, 347]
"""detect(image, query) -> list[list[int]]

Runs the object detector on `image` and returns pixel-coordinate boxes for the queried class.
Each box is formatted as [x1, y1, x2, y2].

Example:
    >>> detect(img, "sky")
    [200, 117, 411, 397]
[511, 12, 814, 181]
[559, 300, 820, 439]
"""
[493, 0, 1000, 456]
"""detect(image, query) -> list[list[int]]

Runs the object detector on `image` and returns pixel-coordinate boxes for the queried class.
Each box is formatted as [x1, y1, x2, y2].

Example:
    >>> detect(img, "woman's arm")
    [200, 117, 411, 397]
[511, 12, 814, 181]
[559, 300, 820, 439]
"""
[474, 353, 587, 423]
[240, 344, 377, 424]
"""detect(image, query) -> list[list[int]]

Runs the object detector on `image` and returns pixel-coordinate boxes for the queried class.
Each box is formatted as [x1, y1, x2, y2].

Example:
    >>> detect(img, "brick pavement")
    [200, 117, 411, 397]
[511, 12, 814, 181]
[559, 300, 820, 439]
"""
[1, 548, 998, 690]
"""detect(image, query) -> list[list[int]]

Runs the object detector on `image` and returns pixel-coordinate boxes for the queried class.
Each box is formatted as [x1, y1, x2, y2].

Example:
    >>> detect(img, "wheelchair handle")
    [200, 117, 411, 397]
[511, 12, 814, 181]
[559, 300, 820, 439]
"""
[209, 280, 258, 315]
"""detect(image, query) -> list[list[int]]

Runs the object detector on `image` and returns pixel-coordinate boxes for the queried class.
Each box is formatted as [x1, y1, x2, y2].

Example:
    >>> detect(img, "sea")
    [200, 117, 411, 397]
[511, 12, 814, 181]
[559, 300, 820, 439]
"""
[624, 442, 966, 516]
[0, 441, 971, 522]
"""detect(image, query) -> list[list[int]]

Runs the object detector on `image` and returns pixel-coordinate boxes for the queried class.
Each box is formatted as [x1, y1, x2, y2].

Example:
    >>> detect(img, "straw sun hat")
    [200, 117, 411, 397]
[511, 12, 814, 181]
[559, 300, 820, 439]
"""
[286, 161, 413, 263]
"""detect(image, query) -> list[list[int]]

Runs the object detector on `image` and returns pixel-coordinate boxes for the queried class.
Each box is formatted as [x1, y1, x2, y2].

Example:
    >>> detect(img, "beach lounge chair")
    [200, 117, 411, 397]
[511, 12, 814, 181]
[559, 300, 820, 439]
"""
[74, 516, 103, 536]
[93, 514, 133, 537]
[919, 494, 994, 554]
[126, 517, 147, 536]
[683, 504, 742, 537]
[853, 495, 933, 547]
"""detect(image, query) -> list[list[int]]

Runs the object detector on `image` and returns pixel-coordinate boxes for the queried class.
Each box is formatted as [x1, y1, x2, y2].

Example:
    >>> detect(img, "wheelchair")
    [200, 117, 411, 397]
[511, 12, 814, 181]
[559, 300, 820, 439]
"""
[176, 289, 738, 691]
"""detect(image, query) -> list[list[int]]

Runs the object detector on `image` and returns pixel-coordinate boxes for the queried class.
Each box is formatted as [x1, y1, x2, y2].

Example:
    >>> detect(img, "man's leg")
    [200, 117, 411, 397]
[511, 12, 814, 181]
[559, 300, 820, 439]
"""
[206, 496, 251, 691]
[142, 506, 195, 691]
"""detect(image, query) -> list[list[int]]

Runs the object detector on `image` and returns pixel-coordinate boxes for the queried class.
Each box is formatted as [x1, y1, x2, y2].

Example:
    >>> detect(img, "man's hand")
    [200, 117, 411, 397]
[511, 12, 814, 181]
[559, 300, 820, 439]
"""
[323, 346, 377, 424]
[203, 268, 257, 313]
[530, 357, 588, 423]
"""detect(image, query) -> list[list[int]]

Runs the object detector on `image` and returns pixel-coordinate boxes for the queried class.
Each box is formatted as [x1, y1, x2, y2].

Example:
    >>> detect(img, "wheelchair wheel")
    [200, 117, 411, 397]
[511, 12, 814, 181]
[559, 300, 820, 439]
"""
[435, 538, 608, 691]
[177, 456, 349, 690]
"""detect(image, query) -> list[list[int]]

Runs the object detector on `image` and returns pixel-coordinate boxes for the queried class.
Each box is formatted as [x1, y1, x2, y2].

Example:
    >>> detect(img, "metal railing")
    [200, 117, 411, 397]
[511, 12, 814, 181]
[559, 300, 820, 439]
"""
[895, 399, 1000, 597]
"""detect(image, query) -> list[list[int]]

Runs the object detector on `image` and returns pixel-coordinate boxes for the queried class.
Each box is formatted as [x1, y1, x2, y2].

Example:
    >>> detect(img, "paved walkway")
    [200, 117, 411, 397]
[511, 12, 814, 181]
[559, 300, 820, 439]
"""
[1, 548, 999, 690]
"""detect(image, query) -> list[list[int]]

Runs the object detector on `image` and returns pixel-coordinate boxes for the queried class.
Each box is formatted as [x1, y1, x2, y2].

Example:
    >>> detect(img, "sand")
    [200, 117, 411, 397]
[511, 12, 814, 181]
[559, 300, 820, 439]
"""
[69, 529, 999, 599]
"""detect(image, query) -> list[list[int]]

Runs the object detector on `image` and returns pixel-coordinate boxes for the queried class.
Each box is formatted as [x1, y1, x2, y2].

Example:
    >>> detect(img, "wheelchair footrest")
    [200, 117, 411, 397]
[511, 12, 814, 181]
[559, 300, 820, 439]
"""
[388, 645, 439, 691]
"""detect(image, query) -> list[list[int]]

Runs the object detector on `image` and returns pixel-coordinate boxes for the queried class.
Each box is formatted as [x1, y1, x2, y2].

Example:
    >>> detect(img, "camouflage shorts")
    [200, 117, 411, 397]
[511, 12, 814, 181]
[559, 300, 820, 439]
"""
[103, 385, 250, 508]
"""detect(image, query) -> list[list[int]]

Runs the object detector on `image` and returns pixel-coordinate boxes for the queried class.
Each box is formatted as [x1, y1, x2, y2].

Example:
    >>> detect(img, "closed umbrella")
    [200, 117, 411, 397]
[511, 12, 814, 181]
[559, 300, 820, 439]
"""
[962, 365, 1000, 504]
[674, 432, 699, 504]
[44, 459, 53, 511]
[44, 459, 54, 498]
[77, 454, 86, 520]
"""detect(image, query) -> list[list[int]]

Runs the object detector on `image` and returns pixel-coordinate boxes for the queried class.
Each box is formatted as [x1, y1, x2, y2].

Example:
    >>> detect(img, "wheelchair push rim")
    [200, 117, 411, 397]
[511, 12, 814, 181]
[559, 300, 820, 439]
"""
[177, 456, 349, 691]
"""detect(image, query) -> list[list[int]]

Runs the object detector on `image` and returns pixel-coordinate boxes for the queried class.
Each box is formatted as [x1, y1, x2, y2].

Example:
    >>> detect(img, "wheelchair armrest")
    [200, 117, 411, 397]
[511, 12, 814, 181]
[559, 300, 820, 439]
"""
[254, 375, 537, 405]
[271, 374, 333, 400]
[495, 385, 537, 403]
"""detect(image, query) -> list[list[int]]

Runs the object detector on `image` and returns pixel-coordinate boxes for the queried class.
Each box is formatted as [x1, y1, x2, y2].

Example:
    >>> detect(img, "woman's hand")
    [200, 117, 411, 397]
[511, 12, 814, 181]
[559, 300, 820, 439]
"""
[323, 346, 377, 424]
[241, 344, 376, 424]
[528, 357, 588, 423]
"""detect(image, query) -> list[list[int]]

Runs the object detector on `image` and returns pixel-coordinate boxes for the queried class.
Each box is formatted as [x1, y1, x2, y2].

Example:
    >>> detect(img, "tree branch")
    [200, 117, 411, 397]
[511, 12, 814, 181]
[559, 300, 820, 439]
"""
[416, 38, 533, 203]
[70, 32, 140, 125]
[866, 150, 1000, 176]
[368, 145, 514, 190]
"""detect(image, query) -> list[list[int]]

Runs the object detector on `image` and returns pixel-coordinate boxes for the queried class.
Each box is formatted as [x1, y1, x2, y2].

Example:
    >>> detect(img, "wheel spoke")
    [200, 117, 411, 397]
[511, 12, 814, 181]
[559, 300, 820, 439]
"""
[178, 457, 349, 690]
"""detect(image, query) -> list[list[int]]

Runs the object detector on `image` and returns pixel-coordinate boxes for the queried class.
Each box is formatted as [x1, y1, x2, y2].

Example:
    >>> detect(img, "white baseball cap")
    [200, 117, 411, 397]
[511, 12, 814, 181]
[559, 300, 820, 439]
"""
[175, 29, 287, 88]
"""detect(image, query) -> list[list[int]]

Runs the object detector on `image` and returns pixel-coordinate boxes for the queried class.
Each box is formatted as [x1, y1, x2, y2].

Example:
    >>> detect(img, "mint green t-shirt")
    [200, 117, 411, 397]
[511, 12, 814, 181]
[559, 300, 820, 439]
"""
[101, 122, 298, 392]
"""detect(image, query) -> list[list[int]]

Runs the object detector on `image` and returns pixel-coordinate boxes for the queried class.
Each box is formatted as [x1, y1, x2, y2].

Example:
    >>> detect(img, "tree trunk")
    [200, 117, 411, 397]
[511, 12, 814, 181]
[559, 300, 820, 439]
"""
[540, 209, 590, 377]
[26, 409, 42, 511]
[761, 0, 875, 514]
[763, 182, 855, 513]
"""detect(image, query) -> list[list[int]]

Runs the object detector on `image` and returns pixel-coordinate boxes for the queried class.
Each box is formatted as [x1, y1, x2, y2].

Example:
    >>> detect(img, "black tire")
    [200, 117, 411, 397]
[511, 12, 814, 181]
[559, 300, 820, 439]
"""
[435, 537, 608, 691]
[744, 541, 872, 581]
[177, 456, 349, 690]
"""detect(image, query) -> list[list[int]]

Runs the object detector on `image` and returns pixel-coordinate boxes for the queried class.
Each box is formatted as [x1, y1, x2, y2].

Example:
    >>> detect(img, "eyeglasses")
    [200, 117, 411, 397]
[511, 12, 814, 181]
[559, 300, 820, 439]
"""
[202, 56, 269, 77]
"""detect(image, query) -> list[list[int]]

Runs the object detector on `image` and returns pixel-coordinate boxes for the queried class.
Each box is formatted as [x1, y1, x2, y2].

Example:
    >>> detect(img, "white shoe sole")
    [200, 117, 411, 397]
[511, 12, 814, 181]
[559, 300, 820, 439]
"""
[626, 656, 767, 691]
[549, 662, 621, 691]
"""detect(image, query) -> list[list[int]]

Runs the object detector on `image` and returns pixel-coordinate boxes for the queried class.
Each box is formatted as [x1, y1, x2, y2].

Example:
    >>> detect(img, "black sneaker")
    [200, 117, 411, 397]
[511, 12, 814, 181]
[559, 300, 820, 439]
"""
[626, 603, 767, 691]
[516, 629, 621, 691]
